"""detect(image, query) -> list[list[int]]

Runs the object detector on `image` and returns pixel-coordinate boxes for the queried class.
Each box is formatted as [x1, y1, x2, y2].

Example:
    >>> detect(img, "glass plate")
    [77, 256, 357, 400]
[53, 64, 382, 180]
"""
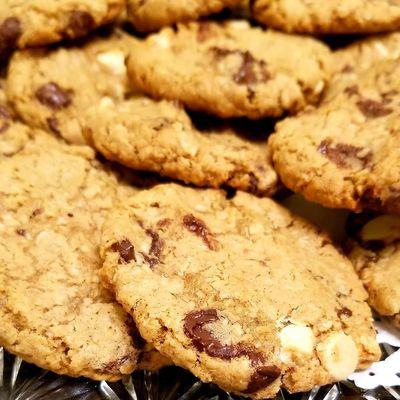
[1, 343, 399, 400]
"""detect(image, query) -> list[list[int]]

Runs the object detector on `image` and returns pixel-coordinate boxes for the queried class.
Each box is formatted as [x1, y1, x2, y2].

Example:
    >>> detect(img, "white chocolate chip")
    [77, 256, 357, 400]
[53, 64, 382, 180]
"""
[99, 97, 114, 109]
[248, 223, 264, 235]
[374, 42, 389, 57]
[226, 20, 250, 30]
[96, 50, 126, 75]
[279, 324, 315, 355]
[152, 34, 170, 49]
[317, 332, 359, 380]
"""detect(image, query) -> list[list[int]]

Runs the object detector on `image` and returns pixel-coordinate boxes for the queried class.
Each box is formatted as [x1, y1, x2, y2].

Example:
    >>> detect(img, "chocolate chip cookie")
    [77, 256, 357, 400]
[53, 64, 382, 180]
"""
[0, 132, 140, 380]
[252, 0, 400, 34]
[0, 0, 124, 57]
[83, 97, 278, 196]
[347, 213, 400, 326]
[6, 30, 134, 144]
[127, 0, 242, 32]
[100, 184, 380, 398]
[270, 45, 400, 215]
[127, 21, 332, 119]
[0, 79, 35, 157]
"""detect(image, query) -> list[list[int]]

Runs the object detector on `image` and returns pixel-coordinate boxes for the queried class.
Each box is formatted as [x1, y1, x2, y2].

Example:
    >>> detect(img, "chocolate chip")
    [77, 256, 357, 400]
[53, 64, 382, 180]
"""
[16, 229, 26, 236]
[318, 139, 371, 169]
[337, 307, 353, 318]
[341, 64, 354, 73]
[344, 85, 359, 96]
[67, 11, 95, 38]
[197, 22, 214, 42]
[36, 83, 73, 109]
[46, 117, 61, 136]
[233, 51, 270, 86]
[31, 208, 44, 218]
[157, 218, 172, 228]
[244, 365, 281, 393]
[146, 229, 163, 258]
[183, 309, 265, 362]
[0, 105, 11, 120]
[0, 17, 22, 56]
[183, 214, 219, 250]
[102, 355, 133, 373]
[0, 121, 9, 134]
[210, 47, 270, 89]
[356, 99, 392, 118]
[140, 229, 163, 267]
[111, 239, 136, 263]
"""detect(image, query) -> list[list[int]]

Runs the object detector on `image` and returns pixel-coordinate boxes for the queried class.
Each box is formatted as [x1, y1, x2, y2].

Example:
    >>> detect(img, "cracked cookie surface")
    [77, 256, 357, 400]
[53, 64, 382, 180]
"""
[100, 183, 380, 398]
[6, 31, 134, 144]
[270, 41, 400, 215]
[0, 0, 124, 57]
[347, 214, 400, 326]
[84, 97, 278, 195]
[127, 0, 242, 32]
[252, 0, 400, 34]
[127, 21, 332, 119]
[0, 133, 140, 380]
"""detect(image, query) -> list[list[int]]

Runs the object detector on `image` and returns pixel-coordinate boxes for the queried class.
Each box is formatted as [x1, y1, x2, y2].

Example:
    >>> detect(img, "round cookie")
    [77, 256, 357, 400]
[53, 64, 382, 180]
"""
[127, 21, 332, 119]
[252, 0, 400, 34]
[6, 30, 135, 144]
[0, 0, 124, 57]
[127, 0, 242, 32]
[347, 214, 400, 326]
[83, 97, 278, 196]
[270, 52, 400, 215]
[100, 184, 380, 398]
[0, 134, 140, 380]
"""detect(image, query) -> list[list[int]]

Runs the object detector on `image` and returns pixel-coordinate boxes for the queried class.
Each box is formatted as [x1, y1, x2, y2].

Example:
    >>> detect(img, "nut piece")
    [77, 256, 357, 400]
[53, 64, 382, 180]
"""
[279, 324, 315, 355]
[317, 332, 359, 380]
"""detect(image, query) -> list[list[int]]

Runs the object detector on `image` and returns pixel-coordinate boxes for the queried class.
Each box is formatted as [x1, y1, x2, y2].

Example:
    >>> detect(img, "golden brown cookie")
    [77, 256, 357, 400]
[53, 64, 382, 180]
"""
[0, 0, 124, 57]
[84, 97, 278, 196]
[252, 0, 400, 34]
[270, 40, 400, 215]
[100, 184, 380, 398]
[127, 21, 332, 119]
[127, 0, 242, 32]
[0, 133, 139, 380]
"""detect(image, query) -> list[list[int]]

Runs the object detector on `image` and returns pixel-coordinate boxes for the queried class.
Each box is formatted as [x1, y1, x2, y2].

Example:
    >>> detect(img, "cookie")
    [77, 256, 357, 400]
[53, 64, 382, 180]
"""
[0, 132, 142, 380]
[100, 184, 380, 398]
[347, 214, 400, 325]
[127, 21, 332, 119]
[252, 0, 400, 34]
[83, 97, 278, 196]
[127, 0, 242, 32]
[6, 30, 134, 144]
[0, 79, 35, 158]
[270, 49, 400, 215]
[0, 0, 124, 57]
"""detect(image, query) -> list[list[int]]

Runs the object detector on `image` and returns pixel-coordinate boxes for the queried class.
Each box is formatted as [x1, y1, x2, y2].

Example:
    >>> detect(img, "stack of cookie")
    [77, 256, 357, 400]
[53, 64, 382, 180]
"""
[0, 0, 399, 398]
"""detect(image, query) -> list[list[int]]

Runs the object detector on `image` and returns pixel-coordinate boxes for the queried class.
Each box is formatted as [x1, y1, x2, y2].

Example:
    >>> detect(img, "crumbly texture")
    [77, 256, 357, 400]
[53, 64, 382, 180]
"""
[127, 0, 242, 32]
[0, 79, 33, 157]
[348, 214, 400, 323]
[270, 50, 400, 215]
[0, 0, 124, 56]
[0, 134, 141, 380]
[6, 31, 135, 144]
[252, 0, 400, 34]
[84, 97, 278, 196]
[127, 21, 332, 119]
[100, 184, 380, 399]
